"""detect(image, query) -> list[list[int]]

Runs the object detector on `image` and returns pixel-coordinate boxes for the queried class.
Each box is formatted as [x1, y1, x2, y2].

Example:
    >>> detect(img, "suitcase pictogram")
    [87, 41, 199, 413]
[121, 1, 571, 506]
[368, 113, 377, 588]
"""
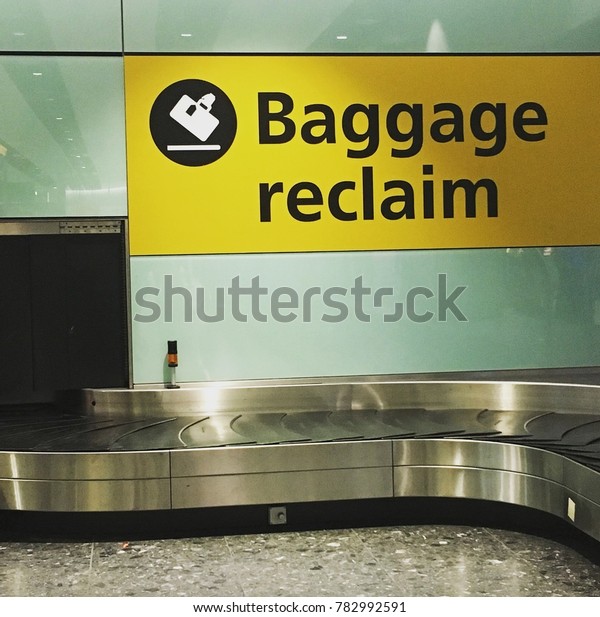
[169, 92, 220, 142]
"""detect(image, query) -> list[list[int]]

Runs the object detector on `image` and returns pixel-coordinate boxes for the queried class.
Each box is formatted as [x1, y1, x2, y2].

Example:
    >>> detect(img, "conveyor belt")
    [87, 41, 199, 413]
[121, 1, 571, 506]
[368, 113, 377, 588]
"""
[1, 379, 600, 545]
[2, 406, 600, 470]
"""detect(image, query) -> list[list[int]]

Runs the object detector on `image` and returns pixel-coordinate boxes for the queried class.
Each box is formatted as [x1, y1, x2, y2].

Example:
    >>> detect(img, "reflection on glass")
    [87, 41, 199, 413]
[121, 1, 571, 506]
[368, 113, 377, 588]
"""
[0, 56, 126, 217]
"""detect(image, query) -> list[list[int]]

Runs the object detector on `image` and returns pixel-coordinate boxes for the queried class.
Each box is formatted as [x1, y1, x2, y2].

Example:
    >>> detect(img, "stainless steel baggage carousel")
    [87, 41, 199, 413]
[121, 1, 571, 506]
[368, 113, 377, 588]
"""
[2, 377, 600, 543]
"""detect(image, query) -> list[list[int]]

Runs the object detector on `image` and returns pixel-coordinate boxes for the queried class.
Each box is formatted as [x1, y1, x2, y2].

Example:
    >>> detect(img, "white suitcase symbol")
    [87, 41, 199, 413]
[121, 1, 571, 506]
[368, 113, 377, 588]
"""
[170, 93, 220, 142]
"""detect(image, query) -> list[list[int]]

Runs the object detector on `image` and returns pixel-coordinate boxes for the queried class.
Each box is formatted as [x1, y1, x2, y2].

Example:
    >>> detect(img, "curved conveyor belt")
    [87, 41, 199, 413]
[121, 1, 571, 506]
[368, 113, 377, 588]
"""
[1, 379, 600, 542]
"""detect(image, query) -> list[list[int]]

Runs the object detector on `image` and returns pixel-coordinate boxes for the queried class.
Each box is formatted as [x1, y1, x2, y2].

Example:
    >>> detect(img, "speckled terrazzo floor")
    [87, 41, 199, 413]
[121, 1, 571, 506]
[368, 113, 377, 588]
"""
[1, 524, 600, 597]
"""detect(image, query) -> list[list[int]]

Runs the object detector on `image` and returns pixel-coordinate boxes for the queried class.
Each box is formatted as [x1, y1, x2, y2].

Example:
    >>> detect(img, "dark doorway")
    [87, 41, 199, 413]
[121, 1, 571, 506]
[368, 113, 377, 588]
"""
[0, 221, 129, 404]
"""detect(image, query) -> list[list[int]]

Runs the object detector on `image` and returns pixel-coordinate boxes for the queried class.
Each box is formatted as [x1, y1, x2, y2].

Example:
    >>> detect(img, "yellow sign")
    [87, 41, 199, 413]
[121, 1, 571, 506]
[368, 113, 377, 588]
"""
[125, 55, 600, 255]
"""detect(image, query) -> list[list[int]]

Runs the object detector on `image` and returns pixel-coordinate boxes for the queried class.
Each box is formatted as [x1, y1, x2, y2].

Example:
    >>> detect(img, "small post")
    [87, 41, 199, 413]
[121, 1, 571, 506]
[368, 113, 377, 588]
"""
[166, 340, 180, 389]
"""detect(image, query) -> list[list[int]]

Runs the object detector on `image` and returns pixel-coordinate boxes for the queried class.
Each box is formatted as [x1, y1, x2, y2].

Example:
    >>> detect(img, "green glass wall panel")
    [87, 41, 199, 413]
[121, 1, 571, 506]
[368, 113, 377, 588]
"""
[0, 56, 126, 217]
[131, 248, 600, 384]
[0, 0, 122, 52]
[123, 0, 600, 53]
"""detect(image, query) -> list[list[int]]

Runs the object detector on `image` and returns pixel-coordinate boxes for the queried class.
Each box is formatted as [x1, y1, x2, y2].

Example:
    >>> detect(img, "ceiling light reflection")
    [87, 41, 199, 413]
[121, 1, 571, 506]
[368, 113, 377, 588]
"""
[65, 187, 126, 197]
[9, 454, 23, 509]
[426, 19, 449, 52]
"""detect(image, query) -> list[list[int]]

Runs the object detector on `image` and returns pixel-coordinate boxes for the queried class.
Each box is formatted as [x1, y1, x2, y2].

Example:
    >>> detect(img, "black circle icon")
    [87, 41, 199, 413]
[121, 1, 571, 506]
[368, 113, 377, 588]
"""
[150, 79, 237, 166]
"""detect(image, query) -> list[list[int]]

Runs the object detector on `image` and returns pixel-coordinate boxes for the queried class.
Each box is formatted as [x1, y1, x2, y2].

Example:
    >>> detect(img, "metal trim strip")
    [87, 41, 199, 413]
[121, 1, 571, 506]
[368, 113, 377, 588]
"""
[86, 380, 600, 417]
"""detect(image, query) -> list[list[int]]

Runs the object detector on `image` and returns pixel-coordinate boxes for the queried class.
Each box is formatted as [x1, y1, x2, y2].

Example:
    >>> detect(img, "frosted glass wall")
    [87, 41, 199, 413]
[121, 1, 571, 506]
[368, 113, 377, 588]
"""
[0, 1, 126, 218]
